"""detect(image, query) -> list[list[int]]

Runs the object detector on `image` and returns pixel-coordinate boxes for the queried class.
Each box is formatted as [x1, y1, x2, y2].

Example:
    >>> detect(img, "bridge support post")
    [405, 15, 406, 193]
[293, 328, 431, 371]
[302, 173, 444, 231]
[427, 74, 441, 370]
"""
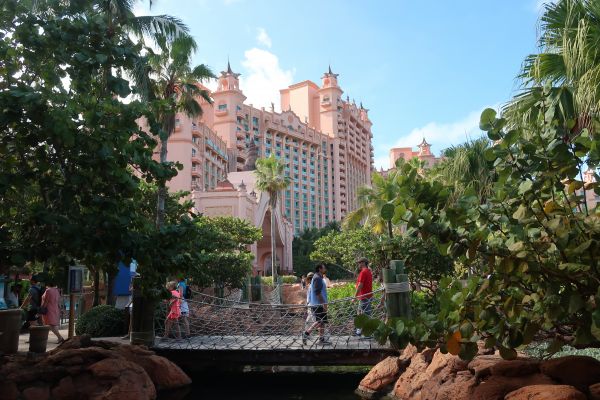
[130, 276, 156, 347]
[383, 260, 411, 319]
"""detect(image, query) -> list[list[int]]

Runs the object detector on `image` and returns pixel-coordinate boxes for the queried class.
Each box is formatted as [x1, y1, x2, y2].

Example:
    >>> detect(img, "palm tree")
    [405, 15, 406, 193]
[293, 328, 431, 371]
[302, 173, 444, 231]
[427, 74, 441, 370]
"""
[254, 155, 291, 283]
[147, 36, 215, 228]
[505, 0, 600, 131]
[429, 137, 495, 204]
[344, 170, 401, 237]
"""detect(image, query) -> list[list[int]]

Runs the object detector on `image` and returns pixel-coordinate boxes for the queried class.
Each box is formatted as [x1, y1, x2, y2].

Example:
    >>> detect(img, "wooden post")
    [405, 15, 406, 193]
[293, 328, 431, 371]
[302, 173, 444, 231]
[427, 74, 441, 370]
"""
[382, 268, 400, 318]
[130, 276, 155, 346]
[68, 292, 75, 338]
[391, 260, 411, 319]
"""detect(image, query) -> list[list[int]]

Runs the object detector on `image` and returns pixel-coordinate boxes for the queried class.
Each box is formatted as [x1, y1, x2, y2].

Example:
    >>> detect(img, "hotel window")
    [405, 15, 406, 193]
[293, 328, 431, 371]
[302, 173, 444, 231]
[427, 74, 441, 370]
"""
[192, 148, 196, 157]
[252, 116, 259, 125]
[218, 104, 227, 111]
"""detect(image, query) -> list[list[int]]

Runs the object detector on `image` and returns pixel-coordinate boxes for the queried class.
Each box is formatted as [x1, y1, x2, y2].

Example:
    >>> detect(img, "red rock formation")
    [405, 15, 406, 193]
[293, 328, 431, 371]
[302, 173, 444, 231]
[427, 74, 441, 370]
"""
[356, 345, 599, 400]
[505, 384, 586, 400]
[0, 335, 191, 400]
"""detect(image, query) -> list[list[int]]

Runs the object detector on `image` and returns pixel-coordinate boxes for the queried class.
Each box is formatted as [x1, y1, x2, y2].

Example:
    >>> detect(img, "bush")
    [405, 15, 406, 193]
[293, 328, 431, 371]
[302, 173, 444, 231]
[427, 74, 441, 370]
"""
[261, 275, 298, 285]
[328, 282, 381, 301]
[75, 305, 125, 337]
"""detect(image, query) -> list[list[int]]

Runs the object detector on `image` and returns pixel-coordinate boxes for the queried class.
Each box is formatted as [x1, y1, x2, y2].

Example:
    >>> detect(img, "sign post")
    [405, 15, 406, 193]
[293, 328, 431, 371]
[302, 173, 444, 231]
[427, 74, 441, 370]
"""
[67, 266, 84, 338]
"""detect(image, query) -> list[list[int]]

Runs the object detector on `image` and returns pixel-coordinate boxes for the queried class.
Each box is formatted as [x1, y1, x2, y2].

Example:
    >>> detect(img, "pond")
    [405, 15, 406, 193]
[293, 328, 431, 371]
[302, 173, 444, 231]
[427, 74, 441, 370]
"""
[160, 366, 374, 400]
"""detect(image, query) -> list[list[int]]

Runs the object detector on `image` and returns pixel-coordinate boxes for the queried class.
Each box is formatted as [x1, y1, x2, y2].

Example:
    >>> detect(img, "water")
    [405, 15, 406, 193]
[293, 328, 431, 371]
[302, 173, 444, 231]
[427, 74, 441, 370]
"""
[159, 367, 370, 400]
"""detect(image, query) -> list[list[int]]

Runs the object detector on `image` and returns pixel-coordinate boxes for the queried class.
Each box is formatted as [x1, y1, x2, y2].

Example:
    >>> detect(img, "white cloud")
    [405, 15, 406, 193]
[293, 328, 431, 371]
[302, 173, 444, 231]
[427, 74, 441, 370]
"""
[239, 48, 294, 111]
[373, 105, 498, 170]
[256, 28, 272, 48]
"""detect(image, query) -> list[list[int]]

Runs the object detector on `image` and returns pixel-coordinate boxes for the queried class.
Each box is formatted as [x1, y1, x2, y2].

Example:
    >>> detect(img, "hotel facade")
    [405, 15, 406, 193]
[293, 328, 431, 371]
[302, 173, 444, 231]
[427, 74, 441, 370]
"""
[167, 64, 374, 235]
[159, 63, 373, 274]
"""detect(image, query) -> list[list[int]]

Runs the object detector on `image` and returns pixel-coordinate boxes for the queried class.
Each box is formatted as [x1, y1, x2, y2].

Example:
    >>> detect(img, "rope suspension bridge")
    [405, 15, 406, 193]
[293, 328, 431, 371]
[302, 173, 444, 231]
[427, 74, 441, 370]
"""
[151, 286, 397, 367]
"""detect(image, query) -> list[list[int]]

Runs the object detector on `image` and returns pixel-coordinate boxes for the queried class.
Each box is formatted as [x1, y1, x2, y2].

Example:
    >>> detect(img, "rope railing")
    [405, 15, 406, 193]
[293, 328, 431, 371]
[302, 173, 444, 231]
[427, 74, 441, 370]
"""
[153, 288, 387, 351]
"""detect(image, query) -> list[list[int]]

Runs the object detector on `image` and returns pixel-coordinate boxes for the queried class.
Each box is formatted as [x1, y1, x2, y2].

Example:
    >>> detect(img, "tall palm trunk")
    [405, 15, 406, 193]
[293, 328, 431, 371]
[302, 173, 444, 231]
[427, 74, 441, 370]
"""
[156, 114, 175, 229]
[270, 196, 277, 285]
[156, 138, 168, 229]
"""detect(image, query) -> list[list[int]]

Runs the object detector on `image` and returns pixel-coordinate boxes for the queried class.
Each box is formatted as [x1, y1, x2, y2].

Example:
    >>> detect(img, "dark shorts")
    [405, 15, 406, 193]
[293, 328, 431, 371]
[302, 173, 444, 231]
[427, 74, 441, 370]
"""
[27, 309, 39, 322]
[311, 306, 328, 324]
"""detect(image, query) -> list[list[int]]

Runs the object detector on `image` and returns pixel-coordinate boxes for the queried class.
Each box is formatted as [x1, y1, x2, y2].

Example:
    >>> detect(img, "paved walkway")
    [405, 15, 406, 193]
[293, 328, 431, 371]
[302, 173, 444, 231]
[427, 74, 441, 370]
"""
[18, 327, 69, 353]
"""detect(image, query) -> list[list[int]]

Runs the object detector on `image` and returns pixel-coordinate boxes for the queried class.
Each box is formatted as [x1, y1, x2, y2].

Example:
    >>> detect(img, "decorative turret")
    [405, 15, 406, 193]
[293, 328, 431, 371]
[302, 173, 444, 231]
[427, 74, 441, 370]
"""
[417, 137, 432, 156]
[217, 60, 241, 92]
[321, 65, 339, 88]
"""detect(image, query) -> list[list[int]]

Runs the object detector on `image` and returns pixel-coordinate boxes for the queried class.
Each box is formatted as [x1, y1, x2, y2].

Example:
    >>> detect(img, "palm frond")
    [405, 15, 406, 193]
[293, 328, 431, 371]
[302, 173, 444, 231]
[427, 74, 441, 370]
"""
[130, 15, 190, 44]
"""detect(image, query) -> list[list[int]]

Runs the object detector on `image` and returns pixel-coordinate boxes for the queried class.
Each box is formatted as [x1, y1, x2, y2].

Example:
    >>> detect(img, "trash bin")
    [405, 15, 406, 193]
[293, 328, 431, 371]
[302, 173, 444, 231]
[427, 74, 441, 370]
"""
[29, 325, 51, 353]
[0, 309, 22, 354]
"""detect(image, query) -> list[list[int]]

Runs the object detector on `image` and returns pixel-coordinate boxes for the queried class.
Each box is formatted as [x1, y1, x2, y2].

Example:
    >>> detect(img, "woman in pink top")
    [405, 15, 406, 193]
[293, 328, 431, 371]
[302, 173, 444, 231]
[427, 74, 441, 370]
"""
[41, 281, 65, 344]
[162, 281, 181, 340]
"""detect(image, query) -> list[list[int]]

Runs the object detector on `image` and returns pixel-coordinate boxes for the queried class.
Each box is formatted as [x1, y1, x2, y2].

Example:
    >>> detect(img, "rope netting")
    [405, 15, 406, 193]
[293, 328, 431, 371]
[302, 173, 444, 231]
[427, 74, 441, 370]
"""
[153, 287, 386, 351]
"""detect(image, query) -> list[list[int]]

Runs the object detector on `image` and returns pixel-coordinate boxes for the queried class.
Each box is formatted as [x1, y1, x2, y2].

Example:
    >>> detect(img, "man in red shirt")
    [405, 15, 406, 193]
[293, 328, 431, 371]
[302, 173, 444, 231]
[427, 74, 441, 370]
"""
[354, 257, 373, 337]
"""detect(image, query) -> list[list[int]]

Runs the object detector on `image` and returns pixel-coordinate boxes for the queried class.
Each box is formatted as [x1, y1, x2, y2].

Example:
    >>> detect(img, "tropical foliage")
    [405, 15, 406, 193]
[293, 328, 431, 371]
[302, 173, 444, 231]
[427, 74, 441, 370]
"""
[292, 221, 341, 278]
[429, 137, 495, 204]
[355, 0, 600, 360]
[0, 0, 254, 299]
[146, 35, 215, 228]
[0, 0, 172, 277]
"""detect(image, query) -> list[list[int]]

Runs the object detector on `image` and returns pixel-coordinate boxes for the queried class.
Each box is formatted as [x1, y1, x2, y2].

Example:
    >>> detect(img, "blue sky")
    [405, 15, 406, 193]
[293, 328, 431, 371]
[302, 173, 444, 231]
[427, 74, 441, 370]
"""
[135, 0, 550, 169]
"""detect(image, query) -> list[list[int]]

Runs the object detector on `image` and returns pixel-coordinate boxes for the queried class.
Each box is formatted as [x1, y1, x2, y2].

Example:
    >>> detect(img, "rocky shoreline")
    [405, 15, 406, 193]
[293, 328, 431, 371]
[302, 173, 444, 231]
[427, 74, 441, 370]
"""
[356, 344, 600, 400]
[0, 335, 191, 400]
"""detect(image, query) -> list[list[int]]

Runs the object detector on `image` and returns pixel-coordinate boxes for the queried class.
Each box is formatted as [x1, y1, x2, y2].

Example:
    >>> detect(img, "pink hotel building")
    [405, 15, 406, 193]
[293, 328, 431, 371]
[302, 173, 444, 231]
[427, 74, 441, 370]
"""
[167, 64, 374, 235]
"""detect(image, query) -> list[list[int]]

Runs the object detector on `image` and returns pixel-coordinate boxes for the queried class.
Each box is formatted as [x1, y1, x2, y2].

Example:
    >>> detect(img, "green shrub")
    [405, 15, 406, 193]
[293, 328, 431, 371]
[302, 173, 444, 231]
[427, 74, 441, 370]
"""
[327, 282, 381, 301]
[524, 341, 600, 361]
[261, 275, 298, 285]
[75, 305, 125, 337]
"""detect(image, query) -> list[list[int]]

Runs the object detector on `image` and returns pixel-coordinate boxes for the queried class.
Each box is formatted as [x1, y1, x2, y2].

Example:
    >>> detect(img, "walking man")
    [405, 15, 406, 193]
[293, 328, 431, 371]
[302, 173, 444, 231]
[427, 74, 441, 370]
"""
[354, 257, 373, 337]
[20, 275, 43, 330]
[302, 265, 330, 345]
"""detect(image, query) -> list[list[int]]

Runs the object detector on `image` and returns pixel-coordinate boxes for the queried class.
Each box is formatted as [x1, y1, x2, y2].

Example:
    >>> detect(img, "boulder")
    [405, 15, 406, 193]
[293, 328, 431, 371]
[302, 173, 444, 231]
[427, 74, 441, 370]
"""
[490, 359, 540, 378]
[22, 386, 50, 400]
[0, 337, 189, 400]
[505, 384, 586, 400]
[421, 370, 475, 400]
[589, 383, 600, 400]
[468, 354, 502, 381]
[51, 376, 77, 400]
[470, 373, 555, 400]
[116, 344, 191, 390]
[425, 350, 468, 377]
[0, 381, 19, 400]
[358, 356, 404, 392]
[540, 356, 600, 393]
[88, 359, 156, 400]
[392, 348, 437, 399]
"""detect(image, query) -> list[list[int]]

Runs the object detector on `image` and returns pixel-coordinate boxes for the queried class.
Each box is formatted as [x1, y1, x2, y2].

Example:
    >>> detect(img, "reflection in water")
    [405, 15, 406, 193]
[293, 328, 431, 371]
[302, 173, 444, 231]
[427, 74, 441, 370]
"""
[159, 367, 376, 400]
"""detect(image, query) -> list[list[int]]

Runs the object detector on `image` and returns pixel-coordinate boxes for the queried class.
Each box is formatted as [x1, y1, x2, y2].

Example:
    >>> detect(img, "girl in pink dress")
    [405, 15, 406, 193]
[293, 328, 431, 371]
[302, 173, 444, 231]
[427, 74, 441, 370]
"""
[41, 281, 65, 344]
[163, 281, 181, 340]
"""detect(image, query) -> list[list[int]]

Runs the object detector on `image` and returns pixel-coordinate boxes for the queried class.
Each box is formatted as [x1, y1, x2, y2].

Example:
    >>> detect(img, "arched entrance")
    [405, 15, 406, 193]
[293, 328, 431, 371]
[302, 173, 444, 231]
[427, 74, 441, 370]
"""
[256, 210, 284, 276]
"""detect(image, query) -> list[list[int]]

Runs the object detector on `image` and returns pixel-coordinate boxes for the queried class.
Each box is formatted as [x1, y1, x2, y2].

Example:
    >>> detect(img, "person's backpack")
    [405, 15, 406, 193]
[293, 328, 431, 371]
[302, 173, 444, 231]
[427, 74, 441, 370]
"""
[184, 285, 193, 300]
[30, 285, 45, 311]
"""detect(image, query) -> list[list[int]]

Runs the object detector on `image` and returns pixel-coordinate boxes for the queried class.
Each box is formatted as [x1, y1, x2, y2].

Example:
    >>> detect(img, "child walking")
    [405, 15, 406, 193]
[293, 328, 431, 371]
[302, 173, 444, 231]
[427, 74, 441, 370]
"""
[163, 281, 181, 340]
